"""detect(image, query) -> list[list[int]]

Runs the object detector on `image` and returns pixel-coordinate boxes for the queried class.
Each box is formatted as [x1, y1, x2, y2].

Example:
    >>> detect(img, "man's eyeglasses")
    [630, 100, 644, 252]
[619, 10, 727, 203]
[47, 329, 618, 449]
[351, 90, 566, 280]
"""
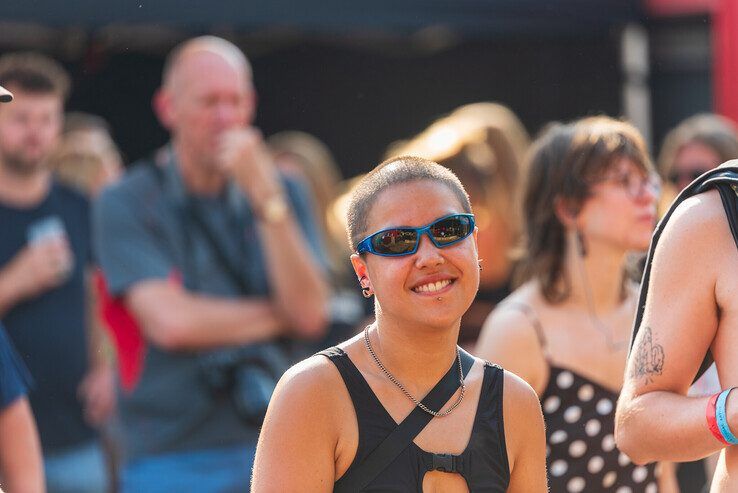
[597, 171, 661, 199]
[356, 213, 475, 257]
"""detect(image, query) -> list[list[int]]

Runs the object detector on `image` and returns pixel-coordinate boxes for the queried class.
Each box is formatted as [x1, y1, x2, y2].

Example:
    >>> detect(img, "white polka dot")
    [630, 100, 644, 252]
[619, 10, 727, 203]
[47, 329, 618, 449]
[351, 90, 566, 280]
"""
[550, 460, 568, 477]
[557, 371, 575, 389]
[550, 430, 568, 444]
[632, 466, 648, 483]
[596, 398, 614, 415]
[567, 477, 585, 493]
[577, 384, 595, 402]
[564, 405, 582, 423]
[601, 434, 616, 452]
[544, 395, 561, 414]
[616, 487, 633, 493]
[602, 471, 617, 487]
[587, 456, 604, 474]
[645, 483, 658, 493]
[618, 451, 631, 467]
[569, 440, 587, 458]
[585, 418, 601, 437]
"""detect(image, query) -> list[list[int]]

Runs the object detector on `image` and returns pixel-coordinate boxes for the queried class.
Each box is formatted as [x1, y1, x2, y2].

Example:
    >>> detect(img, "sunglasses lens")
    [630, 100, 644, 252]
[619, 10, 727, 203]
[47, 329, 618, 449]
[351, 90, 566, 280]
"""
[371, 229, 418, 255]
[430, 216, 472, 245]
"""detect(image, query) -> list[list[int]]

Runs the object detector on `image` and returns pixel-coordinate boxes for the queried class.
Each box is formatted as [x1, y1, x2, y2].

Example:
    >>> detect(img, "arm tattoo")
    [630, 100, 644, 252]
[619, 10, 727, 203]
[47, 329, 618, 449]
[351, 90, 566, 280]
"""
[631, 327, 665, 384]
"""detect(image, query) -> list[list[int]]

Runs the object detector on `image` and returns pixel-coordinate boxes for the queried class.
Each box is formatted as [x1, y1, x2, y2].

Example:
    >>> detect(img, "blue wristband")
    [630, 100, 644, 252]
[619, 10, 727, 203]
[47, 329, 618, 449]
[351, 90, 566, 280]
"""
[716, 388, 738, 445]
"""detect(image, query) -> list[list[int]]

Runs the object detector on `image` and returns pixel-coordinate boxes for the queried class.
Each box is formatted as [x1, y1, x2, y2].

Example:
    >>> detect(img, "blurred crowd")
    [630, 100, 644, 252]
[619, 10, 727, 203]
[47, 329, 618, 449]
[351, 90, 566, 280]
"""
[0, 35, 737, 493]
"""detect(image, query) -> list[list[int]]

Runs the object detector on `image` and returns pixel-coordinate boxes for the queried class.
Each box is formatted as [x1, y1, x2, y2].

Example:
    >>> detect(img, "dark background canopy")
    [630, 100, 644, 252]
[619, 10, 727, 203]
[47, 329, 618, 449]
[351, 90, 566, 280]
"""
[5, 0, 692, 177]
[6, 1, 642, 35]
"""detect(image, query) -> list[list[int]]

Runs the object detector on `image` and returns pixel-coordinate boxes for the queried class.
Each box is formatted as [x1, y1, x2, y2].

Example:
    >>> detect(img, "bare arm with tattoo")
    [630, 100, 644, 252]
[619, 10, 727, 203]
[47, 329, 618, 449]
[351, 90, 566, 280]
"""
[616, 190, 738, 465]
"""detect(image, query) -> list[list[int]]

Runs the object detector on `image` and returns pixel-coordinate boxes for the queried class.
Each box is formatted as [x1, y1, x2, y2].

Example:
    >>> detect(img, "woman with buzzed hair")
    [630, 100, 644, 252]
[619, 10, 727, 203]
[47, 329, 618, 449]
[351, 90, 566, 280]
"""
[253, 156, 547, 492]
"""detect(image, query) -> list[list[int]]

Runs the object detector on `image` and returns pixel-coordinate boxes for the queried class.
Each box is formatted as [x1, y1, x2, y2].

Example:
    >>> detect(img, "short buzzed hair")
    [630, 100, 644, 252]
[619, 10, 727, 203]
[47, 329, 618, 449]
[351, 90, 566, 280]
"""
[161, 35, 251, 89]
[346, 156, 472, 251]
[0, 52, 70, 100]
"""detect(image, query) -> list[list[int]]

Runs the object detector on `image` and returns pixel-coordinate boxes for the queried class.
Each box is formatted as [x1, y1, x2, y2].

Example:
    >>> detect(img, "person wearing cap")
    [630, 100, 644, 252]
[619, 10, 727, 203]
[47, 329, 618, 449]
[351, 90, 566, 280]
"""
[0, 84, 12, 103]
[0, 54, 112, 492]
[94, 36, 329, 491]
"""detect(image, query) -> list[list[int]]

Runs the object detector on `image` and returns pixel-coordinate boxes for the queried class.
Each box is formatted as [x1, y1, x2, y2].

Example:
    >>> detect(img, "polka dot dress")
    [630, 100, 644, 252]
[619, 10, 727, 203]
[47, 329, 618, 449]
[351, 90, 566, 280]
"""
[542, 366, 658, 492]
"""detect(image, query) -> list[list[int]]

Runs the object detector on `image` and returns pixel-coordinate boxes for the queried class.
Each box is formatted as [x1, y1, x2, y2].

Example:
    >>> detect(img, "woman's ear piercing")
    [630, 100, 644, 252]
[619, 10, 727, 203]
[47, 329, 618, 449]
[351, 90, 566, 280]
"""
[359, 276, 374, 298]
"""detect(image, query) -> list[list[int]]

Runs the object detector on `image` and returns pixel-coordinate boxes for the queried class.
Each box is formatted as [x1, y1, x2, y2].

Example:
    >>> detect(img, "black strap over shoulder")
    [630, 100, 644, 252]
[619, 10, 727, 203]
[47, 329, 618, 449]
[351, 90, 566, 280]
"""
[145, 155, 253, 294]
[630, 164, 738, 382]
[334, 348, 475, 493]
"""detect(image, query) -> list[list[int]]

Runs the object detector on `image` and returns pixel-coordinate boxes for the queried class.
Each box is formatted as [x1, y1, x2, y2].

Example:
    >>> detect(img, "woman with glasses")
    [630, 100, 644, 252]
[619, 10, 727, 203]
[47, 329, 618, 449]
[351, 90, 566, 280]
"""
[476, 117, 667, 492]
[252, 156, 547, 492]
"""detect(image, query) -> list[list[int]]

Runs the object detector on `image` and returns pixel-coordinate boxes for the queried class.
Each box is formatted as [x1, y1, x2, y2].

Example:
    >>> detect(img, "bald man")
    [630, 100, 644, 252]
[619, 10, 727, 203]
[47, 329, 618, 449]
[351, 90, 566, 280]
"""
[94, 36, 329, 492]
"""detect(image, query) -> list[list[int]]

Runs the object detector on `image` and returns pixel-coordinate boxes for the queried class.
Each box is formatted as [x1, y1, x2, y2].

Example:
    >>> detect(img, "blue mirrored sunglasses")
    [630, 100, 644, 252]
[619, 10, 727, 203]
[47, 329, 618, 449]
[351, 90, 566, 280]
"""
[356, 213, 475, 257]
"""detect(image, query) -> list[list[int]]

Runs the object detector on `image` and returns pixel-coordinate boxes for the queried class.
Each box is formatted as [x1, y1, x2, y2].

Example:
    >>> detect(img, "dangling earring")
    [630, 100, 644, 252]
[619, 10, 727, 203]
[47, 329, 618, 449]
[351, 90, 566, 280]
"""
[359, 276, 374, 298]
[576, 229, 588, 257]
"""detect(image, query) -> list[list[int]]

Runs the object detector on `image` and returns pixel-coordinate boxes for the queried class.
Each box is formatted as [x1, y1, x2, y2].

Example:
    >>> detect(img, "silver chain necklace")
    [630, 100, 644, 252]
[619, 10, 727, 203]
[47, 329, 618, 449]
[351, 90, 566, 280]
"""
[363, 327, 465, 417]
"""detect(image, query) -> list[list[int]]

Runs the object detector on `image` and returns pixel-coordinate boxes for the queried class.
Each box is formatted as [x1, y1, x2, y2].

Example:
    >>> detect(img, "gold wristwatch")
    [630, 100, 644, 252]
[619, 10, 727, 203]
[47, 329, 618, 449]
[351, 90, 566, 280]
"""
[256, 194, 289, 224]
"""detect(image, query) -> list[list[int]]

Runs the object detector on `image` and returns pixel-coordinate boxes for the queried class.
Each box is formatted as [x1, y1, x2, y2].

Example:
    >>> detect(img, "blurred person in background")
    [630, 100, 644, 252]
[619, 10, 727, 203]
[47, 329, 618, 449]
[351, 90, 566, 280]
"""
[53, 112, 124, 197]
[0, 53, 112, 492]
[94, 36, 329, 492]
[658, 113, 738, 197]
[388, 102, 530, 347]
[0, 84, 45, 493]
[476, 117, 671, 492]
[268, 131, 366, 349]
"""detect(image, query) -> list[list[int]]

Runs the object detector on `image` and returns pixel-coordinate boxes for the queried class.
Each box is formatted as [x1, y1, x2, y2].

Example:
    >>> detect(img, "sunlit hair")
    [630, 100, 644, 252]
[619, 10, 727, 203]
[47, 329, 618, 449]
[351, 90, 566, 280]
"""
[386, 102, 529, 231]
[267, 131, 346, 279]
[346, 156, 471, 251]
[516, 116, 653, 303]
[657, 113, 738, 178]
[52, 112, 124, 197]
[0, 52, 70, 100]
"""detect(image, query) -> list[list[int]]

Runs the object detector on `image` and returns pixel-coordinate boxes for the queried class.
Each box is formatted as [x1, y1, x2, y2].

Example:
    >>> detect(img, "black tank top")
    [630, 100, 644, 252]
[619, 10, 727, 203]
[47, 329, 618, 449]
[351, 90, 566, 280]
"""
[320, 347, 510, 492]
[509, 303, 659, 492]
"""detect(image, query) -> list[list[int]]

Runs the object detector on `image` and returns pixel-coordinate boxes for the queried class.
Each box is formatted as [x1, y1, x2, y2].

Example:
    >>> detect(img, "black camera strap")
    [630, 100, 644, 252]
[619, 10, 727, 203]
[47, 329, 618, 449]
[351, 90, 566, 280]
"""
[185, 200, 253, 295]
[334, 348, 475, 492]
[146, 153, 253, 295]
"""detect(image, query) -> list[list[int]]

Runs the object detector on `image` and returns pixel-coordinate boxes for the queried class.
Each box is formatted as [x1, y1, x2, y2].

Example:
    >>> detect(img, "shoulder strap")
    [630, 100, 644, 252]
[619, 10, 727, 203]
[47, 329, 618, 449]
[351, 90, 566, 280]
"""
[630, 165, 738, 382]
[145, 156, 253, 295]
[334, 348, 475, 493]
[503, 301, 550, 359]
[186, 202, 253, 294]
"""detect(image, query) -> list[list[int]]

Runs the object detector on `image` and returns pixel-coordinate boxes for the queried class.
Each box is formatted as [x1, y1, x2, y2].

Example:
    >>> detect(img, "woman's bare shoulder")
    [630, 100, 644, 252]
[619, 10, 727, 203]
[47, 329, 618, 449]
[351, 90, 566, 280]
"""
[502, 370, 542, 411]
[267, 352, 353, 424]
[477, 283, 545, 359]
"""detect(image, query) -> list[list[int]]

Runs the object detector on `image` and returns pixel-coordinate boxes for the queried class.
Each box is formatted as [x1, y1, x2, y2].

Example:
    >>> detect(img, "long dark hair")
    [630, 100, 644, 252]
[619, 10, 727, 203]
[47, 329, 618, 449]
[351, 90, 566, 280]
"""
[515, 116, 653, 303]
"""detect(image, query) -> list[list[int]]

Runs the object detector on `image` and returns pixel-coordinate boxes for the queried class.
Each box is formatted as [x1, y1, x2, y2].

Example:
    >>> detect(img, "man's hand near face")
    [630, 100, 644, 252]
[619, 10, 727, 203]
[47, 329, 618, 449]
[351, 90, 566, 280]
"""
[217, 127, 285, 207]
